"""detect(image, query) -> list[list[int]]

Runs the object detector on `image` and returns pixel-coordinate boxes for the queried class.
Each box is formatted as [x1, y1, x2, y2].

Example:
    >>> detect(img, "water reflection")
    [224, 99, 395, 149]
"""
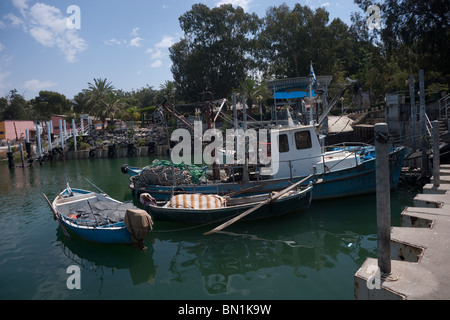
[53, 204, 380, 297]
[56, 228, 158, 288]
[0, 157, 417, 299]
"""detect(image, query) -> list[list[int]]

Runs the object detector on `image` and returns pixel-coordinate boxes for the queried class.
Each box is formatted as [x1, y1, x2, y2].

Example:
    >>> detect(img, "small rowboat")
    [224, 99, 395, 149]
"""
[47, 184, 153, 246]
[141, 183, 313, 224]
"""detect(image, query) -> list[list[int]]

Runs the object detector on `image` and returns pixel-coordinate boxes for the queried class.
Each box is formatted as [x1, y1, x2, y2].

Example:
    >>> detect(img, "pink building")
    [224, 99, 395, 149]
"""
[0, 120, 36, 141]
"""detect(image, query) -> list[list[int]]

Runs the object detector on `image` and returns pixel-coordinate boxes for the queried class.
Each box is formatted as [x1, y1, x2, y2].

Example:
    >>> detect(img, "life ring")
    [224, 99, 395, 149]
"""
[148, 146, 155, 155]
[89, 150, 95, 158]
[121, 164, 129, 174]
[108, 149, 115, 158]
[127, 148, 135, 156]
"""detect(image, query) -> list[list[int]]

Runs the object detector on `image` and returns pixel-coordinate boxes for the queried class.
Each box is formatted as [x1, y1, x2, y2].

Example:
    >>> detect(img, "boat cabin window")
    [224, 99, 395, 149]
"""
[295, 131, 312, 150]
[278, 134, 289, 153]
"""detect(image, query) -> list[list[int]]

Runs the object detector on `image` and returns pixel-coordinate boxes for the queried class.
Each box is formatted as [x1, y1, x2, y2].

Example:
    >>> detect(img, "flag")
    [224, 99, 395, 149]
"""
[310, 61, 316, 83]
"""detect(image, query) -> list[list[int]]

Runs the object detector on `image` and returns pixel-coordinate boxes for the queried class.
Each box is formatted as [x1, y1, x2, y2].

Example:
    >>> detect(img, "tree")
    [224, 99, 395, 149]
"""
[258, 4, 358, 79]
[30, 91, 71, 119]
[354, 0, 450, 87]
[157, 80, 177, 104]
[1, 90, 29, 120]
[99, 93, 124, 127]
[131, 85, 158, 109]
[170, 4, 261, 102]
[83, 78, 115, 129]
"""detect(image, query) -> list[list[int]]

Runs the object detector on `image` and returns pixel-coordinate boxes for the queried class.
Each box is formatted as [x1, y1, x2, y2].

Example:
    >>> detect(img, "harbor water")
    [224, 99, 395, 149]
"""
[0, 156, 417, 300]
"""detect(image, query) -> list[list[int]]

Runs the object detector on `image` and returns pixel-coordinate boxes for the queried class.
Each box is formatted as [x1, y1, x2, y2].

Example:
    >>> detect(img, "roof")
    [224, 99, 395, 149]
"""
[268, 76, 333, 100]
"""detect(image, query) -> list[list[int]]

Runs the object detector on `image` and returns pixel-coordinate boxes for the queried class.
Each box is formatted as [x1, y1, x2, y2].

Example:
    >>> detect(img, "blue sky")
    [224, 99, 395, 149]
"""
[0, 0, 364, 100]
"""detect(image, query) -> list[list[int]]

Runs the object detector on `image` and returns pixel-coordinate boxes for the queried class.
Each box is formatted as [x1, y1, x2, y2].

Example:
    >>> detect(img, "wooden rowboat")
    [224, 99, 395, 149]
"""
[141, 183, 313, 224]
[48, 184, 152, 246]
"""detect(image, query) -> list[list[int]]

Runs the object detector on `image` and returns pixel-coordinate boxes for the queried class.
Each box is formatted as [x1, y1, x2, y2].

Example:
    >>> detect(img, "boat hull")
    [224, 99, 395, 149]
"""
[130, 147, 406, 201]
[61, 220, 131, 244]
[52, 187, 133, 245]
[147, 186, 313, 224]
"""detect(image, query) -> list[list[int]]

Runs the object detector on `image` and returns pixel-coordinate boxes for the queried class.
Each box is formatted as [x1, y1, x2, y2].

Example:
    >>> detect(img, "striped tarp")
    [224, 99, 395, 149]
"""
[166, 194, 226, 209]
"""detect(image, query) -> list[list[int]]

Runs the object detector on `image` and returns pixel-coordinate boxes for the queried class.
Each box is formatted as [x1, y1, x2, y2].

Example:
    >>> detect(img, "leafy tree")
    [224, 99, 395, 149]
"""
[170, 3, 261, 102]
[354, 0, 450, 88]
[30, 90, 71, 119]
[131, 85, 158, 109]
[1, 90, 29, 120]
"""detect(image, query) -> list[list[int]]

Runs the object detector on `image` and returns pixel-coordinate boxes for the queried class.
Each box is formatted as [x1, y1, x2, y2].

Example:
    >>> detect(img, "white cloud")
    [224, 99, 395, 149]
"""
[0, 43, 5, 52]
[2, 2, 87, 63]
[104, 38, 123, 46]
[150, 60, 162, 68]
[145, 35, 175, 69]
[3, 13, 23, 27]
[215, 0, 252, 11]
[145, 48, 163, 60]
[129, 36, 143, 48]
[23, 79, 57, 91]
[130, 27, 140, 37]
[156, 36, 175, 49]
[128, 27, 143, 47]
[12, 0, 29, 17]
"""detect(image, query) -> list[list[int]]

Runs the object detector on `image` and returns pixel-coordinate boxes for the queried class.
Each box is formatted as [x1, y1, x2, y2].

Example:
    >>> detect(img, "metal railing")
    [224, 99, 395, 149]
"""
[438, 93, 450, 119]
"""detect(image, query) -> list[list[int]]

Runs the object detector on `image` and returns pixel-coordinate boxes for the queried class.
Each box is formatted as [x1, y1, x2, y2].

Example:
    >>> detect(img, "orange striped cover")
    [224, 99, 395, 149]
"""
[167, 194, 226, 209]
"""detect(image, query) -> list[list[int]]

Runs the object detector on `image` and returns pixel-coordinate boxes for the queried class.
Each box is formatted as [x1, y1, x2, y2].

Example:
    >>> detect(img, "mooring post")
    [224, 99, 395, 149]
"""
[419, 69, 428, 174]
[72, 119, 77, 152]
[375, 123, 391, 277]
[409, 75, 416, 150]
[433, 120, 440, 187]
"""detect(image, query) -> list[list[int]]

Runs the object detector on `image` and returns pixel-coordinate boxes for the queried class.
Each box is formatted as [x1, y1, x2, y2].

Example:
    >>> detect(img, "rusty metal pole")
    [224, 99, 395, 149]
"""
[433, 120, 440, 187]
[375, 123, 391, 277]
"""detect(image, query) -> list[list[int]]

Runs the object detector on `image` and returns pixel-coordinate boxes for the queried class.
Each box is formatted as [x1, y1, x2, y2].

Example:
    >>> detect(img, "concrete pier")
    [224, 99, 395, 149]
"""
[354, 164, 450, 299]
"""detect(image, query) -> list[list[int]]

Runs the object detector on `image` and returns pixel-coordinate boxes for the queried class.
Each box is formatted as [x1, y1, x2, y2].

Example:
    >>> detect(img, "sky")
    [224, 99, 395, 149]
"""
[0, 0, 365, 100]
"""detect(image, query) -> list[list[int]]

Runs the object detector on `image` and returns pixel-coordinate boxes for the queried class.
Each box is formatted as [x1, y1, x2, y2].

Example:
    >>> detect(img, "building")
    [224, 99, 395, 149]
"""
[0, 120, 36, 141]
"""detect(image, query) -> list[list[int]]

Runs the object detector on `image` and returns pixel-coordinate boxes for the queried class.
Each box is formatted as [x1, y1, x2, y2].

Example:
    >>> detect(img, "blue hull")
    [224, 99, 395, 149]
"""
[61, 220, 132, 244]
[53, 187, 133, 245]
[130, 147, 406, 201]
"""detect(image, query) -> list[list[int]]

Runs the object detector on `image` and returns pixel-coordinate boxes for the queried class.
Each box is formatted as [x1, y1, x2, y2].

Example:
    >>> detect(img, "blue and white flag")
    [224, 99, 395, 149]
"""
[310, 61, 316, 83]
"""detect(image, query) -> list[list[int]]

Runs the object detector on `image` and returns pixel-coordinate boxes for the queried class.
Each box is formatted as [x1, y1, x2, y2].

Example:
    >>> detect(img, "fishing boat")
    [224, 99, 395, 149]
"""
[128, 124, 406, 201]
[141, 182, 313, 224]
[46, 184, 153, 246]
[121, 164, 141, 177]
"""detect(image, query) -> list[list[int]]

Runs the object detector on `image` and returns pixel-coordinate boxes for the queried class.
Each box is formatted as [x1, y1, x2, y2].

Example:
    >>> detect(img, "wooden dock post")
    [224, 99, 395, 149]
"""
[375, 123, 394, 279]
[433, 120, 440, 187]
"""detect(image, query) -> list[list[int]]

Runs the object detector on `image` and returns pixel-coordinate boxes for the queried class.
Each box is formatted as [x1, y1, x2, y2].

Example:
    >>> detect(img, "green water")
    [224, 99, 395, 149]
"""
[0, 156, 417, 300]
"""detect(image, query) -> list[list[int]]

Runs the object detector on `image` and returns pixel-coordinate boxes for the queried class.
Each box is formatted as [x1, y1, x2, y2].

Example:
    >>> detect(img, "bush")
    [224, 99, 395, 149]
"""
[67, 137, 92, 151]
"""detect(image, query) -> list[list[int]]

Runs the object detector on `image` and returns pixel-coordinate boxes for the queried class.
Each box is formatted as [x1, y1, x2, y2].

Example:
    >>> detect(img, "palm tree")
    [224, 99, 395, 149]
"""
[100, 93, 124, 129]
[158, 80, 177, 103]
[83, 78, 115, 129]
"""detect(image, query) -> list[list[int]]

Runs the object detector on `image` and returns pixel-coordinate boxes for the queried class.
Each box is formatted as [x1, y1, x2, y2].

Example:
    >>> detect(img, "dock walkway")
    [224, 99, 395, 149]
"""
[354, 164, 450, 299]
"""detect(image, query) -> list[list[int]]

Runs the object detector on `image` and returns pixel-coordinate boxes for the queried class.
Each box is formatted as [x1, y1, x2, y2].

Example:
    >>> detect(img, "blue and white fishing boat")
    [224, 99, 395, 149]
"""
[121, 164, 141, 177]
[128, 124, 406, 201]
[49, 184, 153, 246]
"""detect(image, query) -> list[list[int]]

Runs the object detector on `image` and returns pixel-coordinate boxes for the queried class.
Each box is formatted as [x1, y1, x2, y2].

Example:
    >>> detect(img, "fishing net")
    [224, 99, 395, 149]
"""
[132, 159, 206, 187]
